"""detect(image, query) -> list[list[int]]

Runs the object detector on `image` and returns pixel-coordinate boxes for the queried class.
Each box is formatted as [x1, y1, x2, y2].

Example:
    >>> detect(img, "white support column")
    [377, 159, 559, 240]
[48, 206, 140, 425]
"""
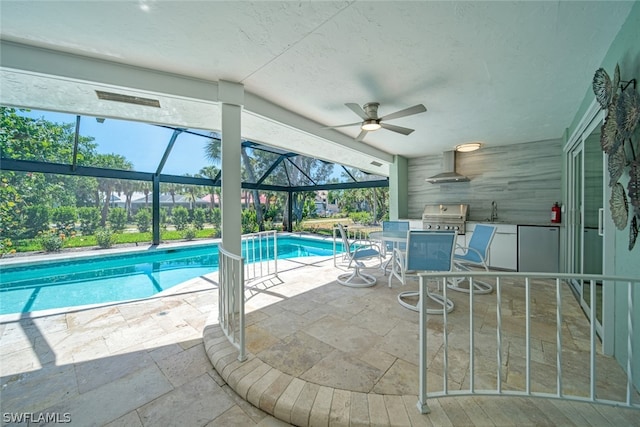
[389, 155, 408, 220]
[219, 81, 244, 256]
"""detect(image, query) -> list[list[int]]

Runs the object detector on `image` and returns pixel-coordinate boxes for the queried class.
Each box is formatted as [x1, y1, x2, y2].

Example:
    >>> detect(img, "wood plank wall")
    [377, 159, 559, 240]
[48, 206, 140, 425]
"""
[407, 138, 563, 224]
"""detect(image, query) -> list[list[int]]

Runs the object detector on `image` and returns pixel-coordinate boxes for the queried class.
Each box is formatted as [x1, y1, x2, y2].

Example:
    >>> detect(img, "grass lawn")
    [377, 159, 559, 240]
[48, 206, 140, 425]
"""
[5, 217, 381, 256]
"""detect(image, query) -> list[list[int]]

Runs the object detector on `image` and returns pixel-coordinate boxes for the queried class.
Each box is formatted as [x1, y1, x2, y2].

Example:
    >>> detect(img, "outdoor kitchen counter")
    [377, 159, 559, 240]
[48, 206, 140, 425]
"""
[468, 220, 563, 227]
[399, 219, 562, 228]
[398, 219, 561, 271]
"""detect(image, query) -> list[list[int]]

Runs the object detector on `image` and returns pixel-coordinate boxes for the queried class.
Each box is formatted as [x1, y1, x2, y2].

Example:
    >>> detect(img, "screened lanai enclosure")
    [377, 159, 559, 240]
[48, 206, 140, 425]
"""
[0, 107, 388, 253]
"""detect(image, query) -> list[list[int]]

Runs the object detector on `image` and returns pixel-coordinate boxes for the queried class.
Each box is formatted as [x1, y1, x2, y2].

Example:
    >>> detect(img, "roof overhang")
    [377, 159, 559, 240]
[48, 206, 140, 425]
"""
[0, 41, 392, 176]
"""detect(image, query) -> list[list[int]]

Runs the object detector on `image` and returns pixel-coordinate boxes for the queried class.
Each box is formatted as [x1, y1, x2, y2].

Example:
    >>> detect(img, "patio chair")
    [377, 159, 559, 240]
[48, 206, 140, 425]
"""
[388, 230, 456, 314]
[448, 224, 497, 294]
[336, 223, 382, 288]
[382, 220, 410, 254]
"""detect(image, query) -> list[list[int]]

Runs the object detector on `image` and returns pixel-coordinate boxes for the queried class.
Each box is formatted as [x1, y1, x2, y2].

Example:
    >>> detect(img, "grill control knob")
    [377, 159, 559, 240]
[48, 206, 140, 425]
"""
[425, 224, 431, 229]
[454, 226, 460, 230]
[444, 225, 450, 230]
[435, 225, 441, 230]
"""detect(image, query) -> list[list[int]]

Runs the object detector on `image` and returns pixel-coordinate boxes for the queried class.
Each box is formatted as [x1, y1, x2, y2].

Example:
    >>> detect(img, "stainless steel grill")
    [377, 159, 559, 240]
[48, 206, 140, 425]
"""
[422, 204, 469, 234]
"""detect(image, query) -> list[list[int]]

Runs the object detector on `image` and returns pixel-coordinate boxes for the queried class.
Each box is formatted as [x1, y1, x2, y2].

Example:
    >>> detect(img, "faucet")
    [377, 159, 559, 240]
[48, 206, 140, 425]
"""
[490, 201, 498, 222]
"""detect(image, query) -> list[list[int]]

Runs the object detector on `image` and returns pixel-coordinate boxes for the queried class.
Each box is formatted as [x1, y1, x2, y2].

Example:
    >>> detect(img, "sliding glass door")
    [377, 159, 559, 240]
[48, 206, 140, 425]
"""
[566, 112, 605, 334]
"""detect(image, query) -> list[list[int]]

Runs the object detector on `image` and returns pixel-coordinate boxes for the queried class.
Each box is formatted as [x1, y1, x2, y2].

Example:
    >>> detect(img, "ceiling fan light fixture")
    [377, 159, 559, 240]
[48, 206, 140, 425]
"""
[455, 142, 482, 152]
[361, 120, 381, 131]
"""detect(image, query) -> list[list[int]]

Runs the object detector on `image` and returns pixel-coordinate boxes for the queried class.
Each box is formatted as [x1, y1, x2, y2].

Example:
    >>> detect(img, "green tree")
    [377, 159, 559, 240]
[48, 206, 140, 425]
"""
[207, 137, 333, 231]
[181, 174, 200, 210]
[171, 206, 190, 231]
[164, 182, 179, 206]
[192, 208, 206, 230]
[107, 207, 127, 232]
[198, 165, 220, 210]
[140, 181, 152, 207]
[0, 107, 100, 236]
[283, 156, 332, 227]
[332, 168, 389, 223]
[135, 208, 151, 233]
[118, 179, 138, 220]
[160, 207, 168, 229]
[51, 206, 77, 234]
[206, 137, 271, 230]
[0, 176, 23, 240]
[94, 154, 133, 225]
[240, 147, 265, 230]
[23, 205, 50, 238]
[78, 207, 100, 235]
[210, 207, 221, 229]
[0, 107, 96, 164]
[241, 208, 259, 234]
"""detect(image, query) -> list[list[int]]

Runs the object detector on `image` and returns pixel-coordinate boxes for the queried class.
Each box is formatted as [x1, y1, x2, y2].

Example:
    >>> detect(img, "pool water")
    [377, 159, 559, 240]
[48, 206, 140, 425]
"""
[0, 236, 342, 315]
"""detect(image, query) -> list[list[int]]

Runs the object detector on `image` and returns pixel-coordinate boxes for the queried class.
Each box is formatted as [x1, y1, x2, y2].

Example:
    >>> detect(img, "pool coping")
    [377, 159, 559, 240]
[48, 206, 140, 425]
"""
[0, 231, 338, 268]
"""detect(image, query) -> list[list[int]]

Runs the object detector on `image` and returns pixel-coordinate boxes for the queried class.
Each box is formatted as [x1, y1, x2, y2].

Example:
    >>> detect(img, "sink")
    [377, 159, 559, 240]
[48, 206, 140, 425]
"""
[474, 219, 509, 224]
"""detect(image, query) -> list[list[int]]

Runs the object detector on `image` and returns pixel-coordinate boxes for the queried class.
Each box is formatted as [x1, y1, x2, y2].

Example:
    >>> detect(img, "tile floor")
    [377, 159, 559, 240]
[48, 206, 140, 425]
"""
[0, 266, 287, 426]
[1, 251, 638, 426]
[204, 255, 640, 426]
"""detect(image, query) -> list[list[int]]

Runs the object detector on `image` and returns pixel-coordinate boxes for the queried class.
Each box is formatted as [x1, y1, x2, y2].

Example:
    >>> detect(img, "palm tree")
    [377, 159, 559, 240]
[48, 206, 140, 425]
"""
[140, 181, 151, 207]
[205, 135, 266, 230]
[199, 165, 220, 210]
[94, 154, 133, 225]
[182, 174, 199, 209]
[119, 179, 137, 220]
[164, 183, 179, 206]
[240, 147, 264, 230]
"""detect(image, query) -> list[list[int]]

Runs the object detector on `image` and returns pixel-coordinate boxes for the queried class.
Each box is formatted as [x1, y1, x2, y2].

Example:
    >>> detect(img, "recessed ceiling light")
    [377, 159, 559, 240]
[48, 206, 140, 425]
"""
[455, 142, 482, 152]
[138, 0, 152, 12]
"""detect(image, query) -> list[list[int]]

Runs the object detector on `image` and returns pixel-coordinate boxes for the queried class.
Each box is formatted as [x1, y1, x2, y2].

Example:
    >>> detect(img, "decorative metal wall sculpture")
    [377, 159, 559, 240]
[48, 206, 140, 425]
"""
[593, 64, 640, 250]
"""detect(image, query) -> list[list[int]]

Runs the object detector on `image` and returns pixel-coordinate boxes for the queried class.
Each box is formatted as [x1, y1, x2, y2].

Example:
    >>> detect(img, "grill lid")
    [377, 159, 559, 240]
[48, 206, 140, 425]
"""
[422, 204, 469, 219]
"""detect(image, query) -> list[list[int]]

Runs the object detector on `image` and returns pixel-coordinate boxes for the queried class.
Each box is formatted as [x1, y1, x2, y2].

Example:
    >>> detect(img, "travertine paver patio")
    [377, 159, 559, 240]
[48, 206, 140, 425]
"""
[2, 249, 638, 426]
[204, 255, 640, 426]
[0, 267, 288, 426]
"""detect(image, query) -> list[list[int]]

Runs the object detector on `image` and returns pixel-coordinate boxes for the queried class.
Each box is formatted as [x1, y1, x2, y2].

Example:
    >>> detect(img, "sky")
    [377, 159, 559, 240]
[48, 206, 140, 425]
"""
[15, 108, 375, 183]
[19, 109, 215, 175]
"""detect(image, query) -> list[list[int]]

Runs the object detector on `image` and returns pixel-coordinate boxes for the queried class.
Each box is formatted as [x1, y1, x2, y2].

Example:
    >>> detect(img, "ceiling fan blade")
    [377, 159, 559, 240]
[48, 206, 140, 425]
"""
[323, 122, 363, 129]
[380, 104, 427, 121]
[380, 122, 415, 135]
[345, 103, 370, 120]
[356, 129, 368, 141]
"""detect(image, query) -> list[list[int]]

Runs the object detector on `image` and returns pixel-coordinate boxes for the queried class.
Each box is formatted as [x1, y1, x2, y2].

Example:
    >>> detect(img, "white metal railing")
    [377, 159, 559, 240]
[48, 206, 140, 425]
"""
[218, 245, 246, 362]
[218, 231, 280, 361]
[416, 271, 639, 413]
[242, 230, 278, 285]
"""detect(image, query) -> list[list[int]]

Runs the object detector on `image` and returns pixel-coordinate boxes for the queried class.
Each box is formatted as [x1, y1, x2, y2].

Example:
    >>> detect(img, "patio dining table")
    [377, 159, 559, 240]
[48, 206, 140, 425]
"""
[368, 230, 409, 244]
[368, 230, 408, 273]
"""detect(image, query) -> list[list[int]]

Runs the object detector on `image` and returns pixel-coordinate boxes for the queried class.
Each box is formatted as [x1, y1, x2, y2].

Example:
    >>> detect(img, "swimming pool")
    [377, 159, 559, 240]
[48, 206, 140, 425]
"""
[0, 235, 342, 315]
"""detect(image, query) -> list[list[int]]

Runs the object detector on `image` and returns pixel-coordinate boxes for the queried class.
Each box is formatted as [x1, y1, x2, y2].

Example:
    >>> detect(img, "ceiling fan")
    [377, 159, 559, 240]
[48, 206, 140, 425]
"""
[325, 102, 427, 141]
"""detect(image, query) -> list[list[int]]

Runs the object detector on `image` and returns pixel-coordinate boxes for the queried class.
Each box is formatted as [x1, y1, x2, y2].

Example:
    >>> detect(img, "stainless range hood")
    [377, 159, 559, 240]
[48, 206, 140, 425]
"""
[425, 150, 470, 184]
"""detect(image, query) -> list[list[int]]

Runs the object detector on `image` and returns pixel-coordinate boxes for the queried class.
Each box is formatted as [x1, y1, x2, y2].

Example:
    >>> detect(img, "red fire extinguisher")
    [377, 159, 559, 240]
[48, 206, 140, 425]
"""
[551, 202, 561, 223]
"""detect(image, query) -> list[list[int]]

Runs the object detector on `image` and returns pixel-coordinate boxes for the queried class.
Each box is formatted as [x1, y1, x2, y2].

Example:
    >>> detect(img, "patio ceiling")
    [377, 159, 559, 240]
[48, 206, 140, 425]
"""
[0, 1, 636, 176]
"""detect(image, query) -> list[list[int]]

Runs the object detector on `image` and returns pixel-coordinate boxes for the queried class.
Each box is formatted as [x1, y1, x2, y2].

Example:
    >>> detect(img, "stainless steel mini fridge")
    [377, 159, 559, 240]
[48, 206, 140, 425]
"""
[517, 225, 560, 272]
